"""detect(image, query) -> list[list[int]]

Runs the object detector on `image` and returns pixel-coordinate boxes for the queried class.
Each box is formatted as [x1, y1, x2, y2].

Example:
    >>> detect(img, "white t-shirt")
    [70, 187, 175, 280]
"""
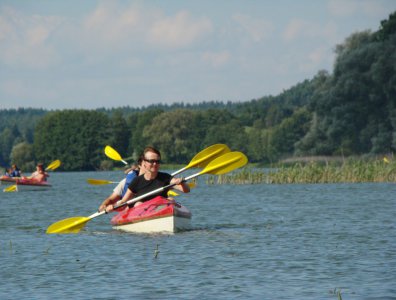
[113, 178, 126, 197]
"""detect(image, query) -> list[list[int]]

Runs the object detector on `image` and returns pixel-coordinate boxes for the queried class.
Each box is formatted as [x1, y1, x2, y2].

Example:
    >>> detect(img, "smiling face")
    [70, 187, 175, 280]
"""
[143, 150, 161, 174]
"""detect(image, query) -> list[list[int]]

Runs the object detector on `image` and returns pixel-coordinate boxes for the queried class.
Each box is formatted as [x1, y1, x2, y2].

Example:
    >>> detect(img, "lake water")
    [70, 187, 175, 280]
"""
[0, 171, 395, 299]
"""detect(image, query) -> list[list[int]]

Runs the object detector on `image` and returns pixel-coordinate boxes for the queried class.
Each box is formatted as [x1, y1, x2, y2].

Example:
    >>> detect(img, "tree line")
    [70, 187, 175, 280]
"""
[1, 12, 395, 171]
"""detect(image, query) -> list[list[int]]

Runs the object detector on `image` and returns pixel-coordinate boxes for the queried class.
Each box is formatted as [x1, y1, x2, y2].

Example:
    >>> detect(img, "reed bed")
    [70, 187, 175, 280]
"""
[206, 158, 396, 184]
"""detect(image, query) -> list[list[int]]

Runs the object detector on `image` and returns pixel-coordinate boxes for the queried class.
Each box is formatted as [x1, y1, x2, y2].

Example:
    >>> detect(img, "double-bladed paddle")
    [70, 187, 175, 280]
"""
[46, 151, 248, 234]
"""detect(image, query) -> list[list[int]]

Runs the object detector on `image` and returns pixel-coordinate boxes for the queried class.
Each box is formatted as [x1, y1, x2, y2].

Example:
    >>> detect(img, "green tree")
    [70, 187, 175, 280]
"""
[199, 109, 246, 151]
[109, 110, 130, 157]
[374, 11, 396, 41]
[142, 109, 200, 163]
[34, 110, 111, 170]
[271, 108, 312, 158]
[127, 108, 164, 159]
[10, 142, 35, 172]
[0, 125, 21, 166]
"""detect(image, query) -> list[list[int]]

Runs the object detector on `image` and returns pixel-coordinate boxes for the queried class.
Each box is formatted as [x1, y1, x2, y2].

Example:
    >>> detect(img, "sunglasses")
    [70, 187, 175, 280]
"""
[144, 158, 161, 164]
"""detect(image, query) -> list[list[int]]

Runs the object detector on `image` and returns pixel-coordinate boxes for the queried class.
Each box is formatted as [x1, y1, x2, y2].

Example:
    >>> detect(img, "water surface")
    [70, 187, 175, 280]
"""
[1, 172, 395, 299]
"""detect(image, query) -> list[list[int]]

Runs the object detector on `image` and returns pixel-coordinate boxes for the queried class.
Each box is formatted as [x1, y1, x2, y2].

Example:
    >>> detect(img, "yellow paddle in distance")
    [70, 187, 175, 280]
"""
[104, 145, 128, 165]
[46, 151, 248, 234]
[86, 178, 119, 185]
[3, 185, 17, 192]
[45, 160, 61, 171]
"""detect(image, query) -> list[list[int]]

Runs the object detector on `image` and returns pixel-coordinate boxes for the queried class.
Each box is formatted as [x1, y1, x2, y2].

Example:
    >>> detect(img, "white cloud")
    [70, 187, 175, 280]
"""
[0, 7, 63, 68]
[147, 10, 213, 48]
[1, 0, 395, 109]
[82, 1, 142, 46]
[75, 4, 213, 58]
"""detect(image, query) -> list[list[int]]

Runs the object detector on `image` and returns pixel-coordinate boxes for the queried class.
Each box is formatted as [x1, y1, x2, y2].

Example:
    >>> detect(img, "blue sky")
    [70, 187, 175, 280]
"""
[1, 0, 395, 110]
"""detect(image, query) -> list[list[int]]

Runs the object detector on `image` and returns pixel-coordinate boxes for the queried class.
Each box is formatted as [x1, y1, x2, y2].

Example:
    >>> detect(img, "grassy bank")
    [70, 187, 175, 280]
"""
[206, 158, 396, 184]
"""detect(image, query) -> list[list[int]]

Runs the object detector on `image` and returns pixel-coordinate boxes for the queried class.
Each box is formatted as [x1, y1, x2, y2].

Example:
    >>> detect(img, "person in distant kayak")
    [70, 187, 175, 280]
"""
[4, 168, 12, 177]
[29, 163, 49, 182]
[98, 159, 143, 212]
[10, 164, 22, 177]
[103, 146, 190, 212]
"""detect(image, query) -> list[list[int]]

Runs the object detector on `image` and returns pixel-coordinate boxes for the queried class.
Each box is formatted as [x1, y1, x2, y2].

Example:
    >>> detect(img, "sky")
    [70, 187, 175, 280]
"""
[0, 0, 395, 110]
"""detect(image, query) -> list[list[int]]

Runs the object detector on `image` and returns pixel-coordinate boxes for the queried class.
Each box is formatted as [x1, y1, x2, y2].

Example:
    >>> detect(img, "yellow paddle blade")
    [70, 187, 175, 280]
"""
[46, 216, 91, 234]
[171, 144, 231, 176]
[87, 178, 117, 185]
[104, 145, 128, 165]
[3, 185, 17, 192]
[46, 160, 61, 171]
[167, 190, 179, 197]
[200, 152, 248, 176]
[187, 144, 231, 169]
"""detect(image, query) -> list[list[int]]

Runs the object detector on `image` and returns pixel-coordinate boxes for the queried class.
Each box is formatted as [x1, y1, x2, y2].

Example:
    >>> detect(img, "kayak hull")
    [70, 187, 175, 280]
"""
[1, 176, 51, 191]
[111, 196, 192, 234]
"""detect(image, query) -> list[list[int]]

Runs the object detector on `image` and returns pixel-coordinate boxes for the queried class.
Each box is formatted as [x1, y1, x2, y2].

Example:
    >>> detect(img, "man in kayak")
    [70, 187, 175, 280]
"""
[103, 146, 190, 212]
[98, 159, 143, 212]
[29, 163, 49, 182]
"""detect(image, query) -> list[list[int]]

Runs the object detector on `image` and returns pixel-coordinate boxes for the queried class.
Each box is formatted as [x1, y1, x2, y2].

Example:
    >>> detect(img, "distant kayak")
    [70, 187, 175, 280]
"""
[111, 196, 192, 234]
[0, 176, 51, 192]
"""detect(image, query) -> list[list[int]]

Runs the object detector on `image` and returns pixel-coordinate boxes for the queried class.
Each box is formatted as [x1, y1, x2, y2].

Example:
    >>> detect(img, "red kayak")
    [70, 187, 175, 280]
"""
[111, 196, 192, 233]
[0, 176, 51, 191]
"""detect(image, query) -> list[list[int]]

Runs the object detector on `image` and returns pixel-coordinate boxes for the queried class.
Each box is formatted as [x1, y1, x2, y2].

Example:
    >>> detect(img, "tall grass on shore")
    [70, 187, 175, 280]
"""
[206, 158, 396, 184]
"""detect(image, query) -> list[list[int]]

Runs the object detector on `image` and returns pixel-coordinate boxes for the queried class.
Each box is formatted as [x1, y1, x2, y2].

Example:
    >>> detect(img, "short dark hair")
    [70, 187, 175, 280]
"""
[140, 146, 161, 161]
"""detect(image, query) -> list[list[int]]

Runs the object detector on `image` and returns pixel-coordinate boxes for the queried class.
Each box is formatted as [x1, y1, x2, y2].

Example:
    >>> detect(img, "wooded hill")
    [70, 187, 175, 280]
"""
[1, 12, 395, 171]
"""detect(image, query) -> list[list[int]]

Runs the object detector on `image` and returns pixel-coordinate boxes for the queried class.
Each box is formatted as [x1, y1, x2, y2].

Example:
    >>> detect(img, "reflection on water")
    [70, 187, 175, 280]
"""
[1, 172, 395, 299]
